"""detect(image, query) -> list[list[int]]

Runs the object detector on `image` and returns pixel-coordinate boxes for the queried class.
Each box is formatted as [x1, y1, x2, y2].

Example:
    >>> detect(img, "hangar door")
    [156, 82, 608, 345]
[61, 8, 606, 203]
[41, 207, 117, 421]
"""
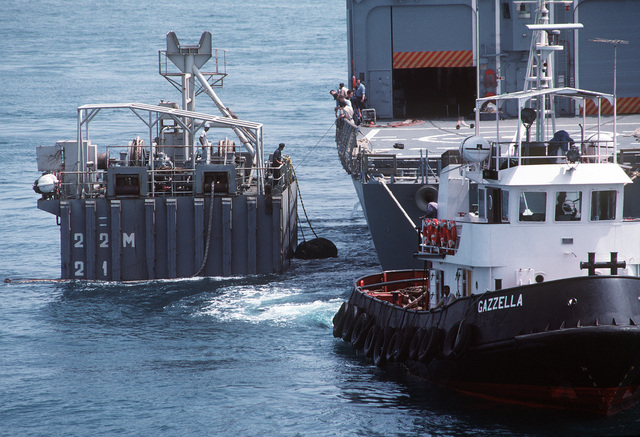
[392, 5, 476, 119]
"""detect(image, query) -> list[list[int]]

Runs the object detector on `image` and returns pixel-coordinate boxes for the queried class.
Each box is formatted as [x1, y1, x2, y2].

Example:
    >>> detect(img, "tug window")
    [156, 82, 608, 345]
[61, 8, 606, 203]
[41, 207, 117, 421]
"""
[591, 190, 616, 221]
[519, 191, 546, 222]
[501, 190, 510, 222]
[478, 188, 486, 219]
[555, 191, 582, 221]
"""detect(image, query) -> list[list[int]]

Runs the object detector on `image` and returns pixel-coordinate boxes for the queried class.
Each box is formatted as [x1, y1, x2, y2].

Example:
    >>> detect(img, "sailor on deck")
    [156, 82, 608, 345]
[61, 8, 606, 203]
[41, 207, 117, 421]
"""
[272, 143, 285, 181]
[435, 285, 455, 309]
[199, 122, 211, 162]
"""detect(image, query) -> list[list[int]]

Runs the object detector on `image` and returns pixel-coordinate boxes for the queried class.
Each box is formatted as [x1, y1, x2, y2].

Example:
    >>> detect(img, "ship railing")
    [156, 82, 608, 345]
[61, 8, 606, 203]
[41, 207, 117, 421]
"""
[158, 49, 228, 95]
[357, 278, 428, 294]
[486, 138, 616, 170]
[335, 120, 360, 177]
[268, 158, 296, 193]
[361, 154, 438, 184]
[55, 159, 294, 200]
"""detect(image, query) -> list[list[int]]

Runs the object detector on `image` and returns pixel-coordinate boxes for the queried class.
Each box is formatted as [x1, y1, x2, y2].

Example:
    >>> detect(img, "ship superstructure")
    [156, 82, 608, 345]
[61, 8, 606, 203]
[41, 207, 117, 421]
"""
[33, 32, 298, 280]
[333, 1, 640, 414]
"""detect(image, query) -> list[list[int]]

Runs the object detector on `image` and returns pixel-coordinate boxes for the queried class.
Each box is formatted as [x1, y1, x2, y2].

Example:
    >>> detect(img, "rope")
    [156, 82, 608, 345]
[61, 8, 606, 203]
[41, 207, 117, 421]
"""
[193, 182, 215, 276]
[289, 161, 318, 239]
[294, 119, 336, 169]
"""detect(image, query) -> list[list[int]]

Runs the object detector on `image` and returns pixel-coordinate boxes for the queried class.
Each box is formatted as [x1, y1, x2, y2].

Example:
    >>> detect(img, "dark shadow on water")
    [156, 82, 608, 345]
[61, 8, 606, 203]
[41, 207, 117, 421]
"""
[332, 343, 640, 436]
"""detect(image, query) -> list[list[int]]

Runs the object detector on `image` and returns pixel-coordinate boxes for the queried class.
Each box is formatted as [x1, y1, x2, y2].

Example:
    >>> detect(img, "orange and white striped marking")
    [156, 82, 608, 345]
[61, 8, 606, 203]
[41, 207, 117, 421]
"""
[583, 97, 640, 115]
[393, 50, 473, 69]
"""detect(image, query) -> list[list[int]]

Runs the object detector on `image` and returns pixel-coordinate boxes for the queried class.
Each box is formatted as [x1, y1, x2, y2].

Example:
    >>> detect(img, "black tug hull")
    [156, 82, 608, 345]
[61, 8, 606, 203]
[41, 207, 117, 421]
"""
[333, 271, 640, 415]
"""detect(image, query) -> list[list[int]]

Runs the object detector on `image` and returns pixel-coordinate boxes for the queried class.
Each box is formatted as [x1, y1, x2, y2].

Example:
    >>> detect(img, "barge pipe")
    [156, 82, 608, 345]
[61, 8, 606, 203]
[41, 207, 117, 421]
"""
[375, 177, 418, 231]
[191, 65, 255, 159]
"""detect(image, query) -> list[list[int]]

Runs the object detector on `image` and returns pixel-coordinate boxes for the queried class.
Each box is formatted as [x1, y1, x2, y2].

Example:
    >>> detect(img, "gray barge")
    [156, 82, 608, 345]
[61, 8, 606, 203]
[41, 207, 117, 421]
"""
[33, 32, 297, 281]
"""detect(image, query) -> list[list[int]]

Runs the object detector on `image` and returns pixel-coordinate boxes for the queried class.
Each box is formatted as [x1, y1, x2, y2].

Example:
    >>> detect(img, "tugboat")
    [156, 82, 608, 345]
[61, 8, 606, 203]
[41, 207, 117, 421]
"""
[332, 2, 640, 415]
[32, 32, 298, 280]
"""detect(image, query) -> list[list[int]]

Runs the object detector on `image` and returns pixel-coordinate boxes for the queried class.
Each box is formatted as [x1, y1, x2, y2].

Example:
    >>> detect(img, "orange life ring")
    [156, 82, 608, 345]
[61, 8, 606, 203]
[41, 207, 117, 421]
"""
[439, 220, 448, 247]
[429, 219, 438, 246]
[447, 221, 457, 253]
[422, 218, 430, 237]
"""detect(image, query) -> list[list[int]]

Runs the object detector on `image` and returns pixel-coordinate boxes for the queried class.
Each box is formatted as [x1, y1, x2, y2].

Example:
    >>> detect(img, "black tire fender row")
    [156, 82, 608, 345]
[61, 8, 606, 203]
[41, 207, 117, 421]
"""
[373, 327, 394, 367]
[408, 328, 427, 361]
[351, 312, 375, 350]
[363, 325, 379, 358]
[418, 327, 444, 363]
[341, 304, 358, 341]
[442, 321, 474, 359]
[332, 302, 347, 338]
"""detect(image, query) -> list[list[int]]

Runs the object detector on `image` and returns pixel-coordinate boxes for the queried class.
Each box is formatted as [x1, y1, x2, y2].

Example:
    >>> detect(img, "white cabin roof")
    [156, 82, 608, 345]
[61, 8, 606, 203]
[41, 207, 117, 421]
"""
[492, 163, 631, 187]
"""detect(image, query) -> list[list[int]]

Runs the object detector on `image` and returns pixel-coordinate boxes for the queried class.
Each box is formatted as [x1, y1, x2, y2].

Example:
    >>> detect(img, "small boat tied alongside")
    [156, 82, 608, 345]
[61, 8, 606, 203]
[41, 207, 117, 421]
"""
[333, 1, 640, 415]
[32, 32, 298, 280]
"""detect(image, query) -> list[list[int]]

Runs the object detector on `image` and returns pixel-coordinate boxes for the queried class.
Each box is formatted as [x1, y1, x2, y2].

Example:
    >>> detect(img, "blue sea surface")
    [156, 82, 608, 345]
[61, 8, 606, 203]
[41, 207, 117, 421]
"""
[2, 1, 640, 435]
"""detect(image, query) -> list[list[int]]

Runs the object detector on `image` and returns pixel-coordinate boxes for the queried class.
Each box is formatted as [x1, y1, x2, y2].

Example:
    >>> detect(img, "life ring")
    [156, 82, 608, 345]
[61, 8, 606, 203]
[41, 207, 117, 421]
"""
[429, 219, 438, 246]
[422, 218, 430, 239]
[418, 327, 443, 363]
[421, 218, 430, 248]
[333, 302, 347, 338]
[351, 313, 375, 349]
[447, 221, 457, 254]
[441, 220, 448, 247]
[363, 325, 380, 358]
[373, 327, 393, 367]
[408, 328, 427, 360]
[442, 321, 473, 359]
[340, 305, 357, 341]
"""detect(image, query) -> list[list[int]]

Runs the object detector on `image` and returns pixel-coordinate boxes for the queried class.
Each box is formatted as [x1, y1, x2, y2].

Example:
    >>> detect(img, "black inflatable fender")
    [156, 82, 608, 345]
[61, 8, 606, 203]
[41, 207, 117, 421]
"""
[294, 237, 338, 259]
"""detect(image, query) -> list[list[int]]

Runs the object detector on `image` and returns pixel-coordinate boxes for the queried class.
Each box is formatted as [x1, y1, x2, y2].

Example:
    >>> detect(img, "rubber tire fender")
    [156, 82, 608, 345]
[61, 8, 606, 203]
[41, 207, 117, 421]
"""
[418, 327, 443, 363]
[351, 313, 375, 350]
[408, 328, 427, 361]
[373, 327, 392, 367]
[341, 305, 357, 341]
[389, 327, 414, 363]
[332, 302, 347, 338]
[363, 325, 380, 358]
[442, 321, 473, 359]
[385, 331, 400, 363]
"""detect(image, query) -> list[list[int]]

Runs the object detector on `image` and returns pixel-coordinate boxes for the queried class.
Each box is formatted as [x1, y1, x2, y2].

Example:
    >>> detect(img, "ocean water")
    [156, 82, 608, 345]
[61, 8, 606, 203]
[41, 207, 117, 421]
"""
[2, 1, 640, 435]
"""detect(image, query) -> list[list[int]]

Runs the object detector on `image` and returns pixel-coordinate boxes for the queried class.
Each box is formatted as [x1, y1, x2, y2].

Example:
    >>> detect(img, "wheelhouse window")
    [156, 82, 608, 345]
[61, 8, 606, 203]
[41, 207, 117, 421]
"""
[591, 190, 616, 221]
[478, 188, 486, 220]
[519, 191, 546, 222]
[501, 190, 510, 222]
[555, 191, 582, 221]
